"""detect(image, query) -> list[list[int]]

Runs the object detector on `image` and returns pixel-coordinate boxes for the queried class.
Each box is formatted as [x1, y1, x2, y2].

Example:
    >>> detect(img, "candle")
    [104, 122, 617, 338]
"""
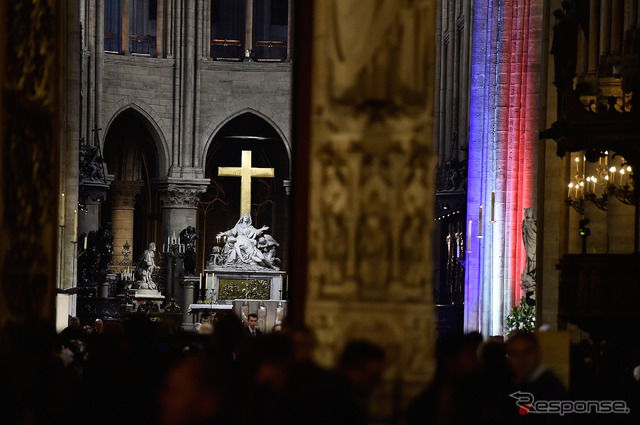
[620, 168, 625, 185]
[478, 206, 483, 238]
[491, 191, 495, 222]
[58, 192, 65, 226]
[582, 155, 586, 179]
[83, 235, 88, 250]
[467, 220, 472, 252]
[279, 275, 283, 292]
[162, 243, 166, 252]
[568, 182, 574, 198]
[605, 151, 608, 166]
[456, 242, 460, 258]
[72, 209, 78, 242]
[575, 157, 580, 173]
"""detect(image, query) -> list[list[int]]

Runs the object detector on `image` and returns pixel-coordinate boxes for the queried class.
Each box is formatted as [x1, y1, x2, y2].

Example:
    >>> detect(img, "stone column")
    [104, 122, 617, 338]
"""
[588, 0, 599, 75]
[122, 0, 129, 54]
[78, 198, 101, 236]
[299, 1, 437, 418]
[158, 180, 209, 309]
[179, 276, 199, 329]
[110, 180, 143, 265]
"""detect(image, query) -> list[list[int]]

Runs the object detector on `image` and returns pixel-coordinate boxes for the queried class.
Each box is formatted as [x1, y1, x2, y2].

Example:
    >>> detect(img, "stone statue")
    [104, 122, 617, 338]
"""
[95, 222, 114, 272]
[521, 208, 537, 295]
[179, 225, 199, 276]
[217, 213, 279, 270]
[79, 145, 105, 183]
[133, 242, 158, 290]
[257, 234, 280, 267]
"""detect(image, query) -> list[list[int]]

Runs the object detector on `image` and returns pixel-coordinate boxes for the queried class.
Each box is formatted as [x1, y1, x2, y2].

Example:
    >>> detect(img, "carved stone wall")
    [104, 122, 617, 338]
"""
[305, 0, 436, 419]
[0, 0, 61, 326]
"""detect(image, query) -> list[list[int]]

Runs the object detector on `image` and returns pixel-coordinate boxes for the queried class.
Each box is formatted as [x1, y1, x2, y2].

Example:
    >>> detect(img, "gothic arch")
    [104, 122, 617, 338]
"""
[201, 108, 291, 179]
[103, 98, 171, 177]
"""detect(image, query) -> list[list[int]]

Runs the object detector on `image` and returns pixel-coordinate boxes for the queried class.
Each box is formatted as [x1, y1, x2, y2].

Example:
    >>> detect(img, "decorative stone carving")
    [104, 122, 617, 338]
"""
[436, 156, 468, 193]
[303, 1, 437, 418]
[110, 180, 144, 209]
[1, 0, 60, 322]
[158, 188, 202, 208]
[79, 145, 110, 202]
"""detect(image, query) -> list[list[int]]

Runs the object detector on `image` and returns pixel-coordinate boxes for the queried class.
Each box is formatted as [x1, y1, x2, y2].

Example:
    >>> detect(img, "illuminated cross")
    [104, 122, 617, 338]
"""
[218, 150, 275, 216]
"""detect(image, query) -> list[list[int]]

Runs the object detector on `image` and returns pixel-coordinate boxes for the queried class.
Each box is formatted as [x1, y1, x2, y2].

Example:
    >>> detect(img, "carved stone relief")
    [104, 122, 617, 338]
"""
[304, 1, 437, 416]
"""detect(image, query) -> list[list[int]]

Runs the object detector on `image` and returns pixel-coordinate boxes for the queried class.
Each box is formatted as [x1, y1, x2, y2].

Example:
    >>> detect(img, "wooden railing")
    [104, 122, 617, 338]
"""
[129, 34, 155, 56]
[254, 40, 287, 61]
[211, 39, 243, 61]
[104, 31, 119, 53]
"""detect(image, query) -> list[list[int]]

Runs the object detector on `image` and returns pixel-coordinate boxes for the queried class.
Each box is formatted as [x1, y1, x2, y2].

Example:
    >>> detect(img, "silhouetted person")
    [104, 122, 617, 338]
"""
[506, 332, 572, 424]
[60, 316, 82, 347]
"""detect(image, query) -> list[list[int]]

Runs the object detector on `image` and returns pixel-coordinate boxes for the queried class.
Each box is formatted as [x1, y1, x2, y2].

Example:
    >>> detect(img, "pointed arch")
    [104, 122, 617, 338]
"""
[201, 108, 291, 179]
[103, 98, 171, 177]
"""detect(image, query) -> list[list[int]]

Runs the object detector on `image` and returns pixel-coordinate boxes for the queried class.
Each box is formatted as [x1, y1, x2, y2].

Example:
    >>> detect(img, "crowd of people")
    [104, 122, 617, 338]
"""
[0, 315, 638, 425]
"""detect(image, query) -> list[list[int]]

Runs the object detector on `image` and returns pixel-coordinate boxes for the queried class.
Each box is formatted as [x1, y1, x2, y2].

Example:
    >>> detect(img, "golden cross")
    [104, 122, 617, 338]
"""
[218, 150, 275, 216]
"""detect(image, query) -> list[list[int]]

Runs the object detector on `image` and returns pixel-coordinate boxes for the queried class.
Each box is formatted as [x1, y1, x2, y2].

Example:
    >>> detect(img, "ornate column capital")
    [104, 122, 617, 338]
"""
[155, 178, 210, 209]
[110, 180, 144, 209]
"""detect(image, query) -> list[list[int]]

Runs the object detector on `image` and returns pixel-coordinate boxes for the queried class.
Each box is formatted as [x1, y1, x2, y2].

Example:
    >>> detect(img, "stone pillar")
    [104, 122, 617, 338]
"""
[110, 180, 143, 264]
[78, 198, 101, 236]
[180, 276, 199, 329]
[245, 0, 254, 54]
[299, 1, 437, 418]
[600, 0, 611, 58]
[158, 180, 209, 308]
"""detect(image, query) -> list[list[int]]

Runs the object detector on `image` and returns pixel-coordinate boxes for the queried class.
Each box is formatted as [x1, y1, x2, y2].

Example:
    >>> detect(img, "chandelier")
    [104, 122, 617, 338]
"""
[566, 151, 634, 213]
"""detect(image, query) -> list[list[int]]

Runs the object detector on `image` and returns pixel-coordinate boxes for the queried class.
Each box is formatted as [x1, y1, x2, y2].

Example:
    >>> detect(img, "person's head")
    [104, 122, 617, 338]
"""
[247, 313, 258, 330]
[149, 242, 156, 251]
[338, 341, 386, 393]
[506, 331, 541, 383]
[82, 325, 93, 335]
[70, 317, 80, 328]
[94, 319, 104, 334]
[272, 324, 283, 333]
[435, 332, 482, 379]
[241, 213, 251, 225]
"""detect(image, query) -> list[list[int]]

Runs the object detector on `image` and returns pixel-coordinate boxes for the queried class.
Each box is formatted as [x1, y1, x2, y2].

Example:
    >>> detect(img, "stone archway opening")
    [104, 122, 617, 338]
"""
[201, 112, 290, 271]
[103, 108, 161, 267]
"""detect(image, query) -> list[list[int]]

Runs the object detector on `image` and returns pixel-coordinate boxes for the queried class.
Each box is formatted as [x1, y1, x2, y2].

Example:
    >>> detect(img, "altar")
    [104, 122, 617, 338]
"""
[186, 150, 289, 331]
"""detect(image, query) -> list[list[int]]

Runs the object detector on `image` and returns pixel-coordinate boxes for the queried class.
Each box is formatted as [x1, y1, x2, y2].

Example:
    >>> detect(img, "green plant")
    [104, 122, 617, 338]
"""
[505, 297, 535, 334]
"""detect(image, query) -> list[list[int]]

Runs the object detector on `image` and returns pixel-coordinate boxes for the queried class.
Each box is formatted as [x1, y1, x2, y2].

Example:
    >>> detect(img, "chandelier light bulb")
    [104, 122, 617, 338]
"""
[610, 166, 616, 173]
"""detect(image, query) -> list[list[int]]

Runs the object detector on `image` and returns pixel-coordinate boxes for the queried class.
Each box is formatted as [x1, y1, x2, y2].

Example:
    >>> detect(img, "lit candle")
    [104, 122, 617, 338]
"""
[467, 220, 472, 252]
[575, 156, 580, 173]
[605, 151, 608, 166]
[491, 191, 495, 222]
[58, 192, 65, 226]
[84, 235, 88, 250]
[72, 209, 78, 242]
[620, 168, 625, 185]
[582, 155, 586, 179]
[478, 206, 483, 238]
[568, 182, 574, 198]
[592, 177, 597, 195]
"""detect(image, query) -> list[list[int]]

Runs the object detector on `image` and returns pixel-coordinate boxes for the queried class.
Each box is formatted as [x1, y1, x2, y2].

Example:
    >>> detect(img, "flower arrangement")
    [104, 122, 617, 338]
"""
[505, 296, 536, 334]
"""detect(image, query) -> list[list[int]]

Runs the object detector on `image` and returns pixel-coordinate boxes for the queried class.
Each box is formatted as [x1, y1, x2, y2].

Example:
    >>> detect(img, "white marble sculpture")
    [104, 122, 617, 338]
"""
[217, 213, 280, 270]
[520, 208, 536, 295]
[132, 242, 158, 290]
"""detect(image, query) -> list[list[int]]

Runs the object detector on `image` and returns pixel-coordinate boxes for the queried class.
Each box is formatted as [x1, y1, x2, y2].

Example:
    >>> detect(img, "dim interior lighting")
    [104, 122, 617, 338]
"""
[605, 175, 609, 180]
[575, 157, 580, 162]
[620, 168, 625, 175]
[610, 166, 617, 173]
[627, 166, 632, 172]
[580, 181, 584, 186]
[568, 182, 574, 188]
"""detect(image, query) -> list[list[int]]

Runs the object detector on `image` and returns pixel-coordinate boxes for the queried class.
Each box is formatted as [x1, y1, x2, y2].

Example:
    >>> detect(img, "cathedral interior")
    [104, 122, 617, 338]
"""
[2, 1, 640, 424]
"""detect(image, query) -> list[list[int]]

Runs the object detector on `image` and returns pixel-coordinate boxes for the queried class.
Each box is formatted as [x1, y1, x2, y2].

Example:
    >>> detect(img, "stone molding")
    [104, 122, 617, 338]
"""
[156, 178, 210, 209]
[110, 180, 144, 209]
